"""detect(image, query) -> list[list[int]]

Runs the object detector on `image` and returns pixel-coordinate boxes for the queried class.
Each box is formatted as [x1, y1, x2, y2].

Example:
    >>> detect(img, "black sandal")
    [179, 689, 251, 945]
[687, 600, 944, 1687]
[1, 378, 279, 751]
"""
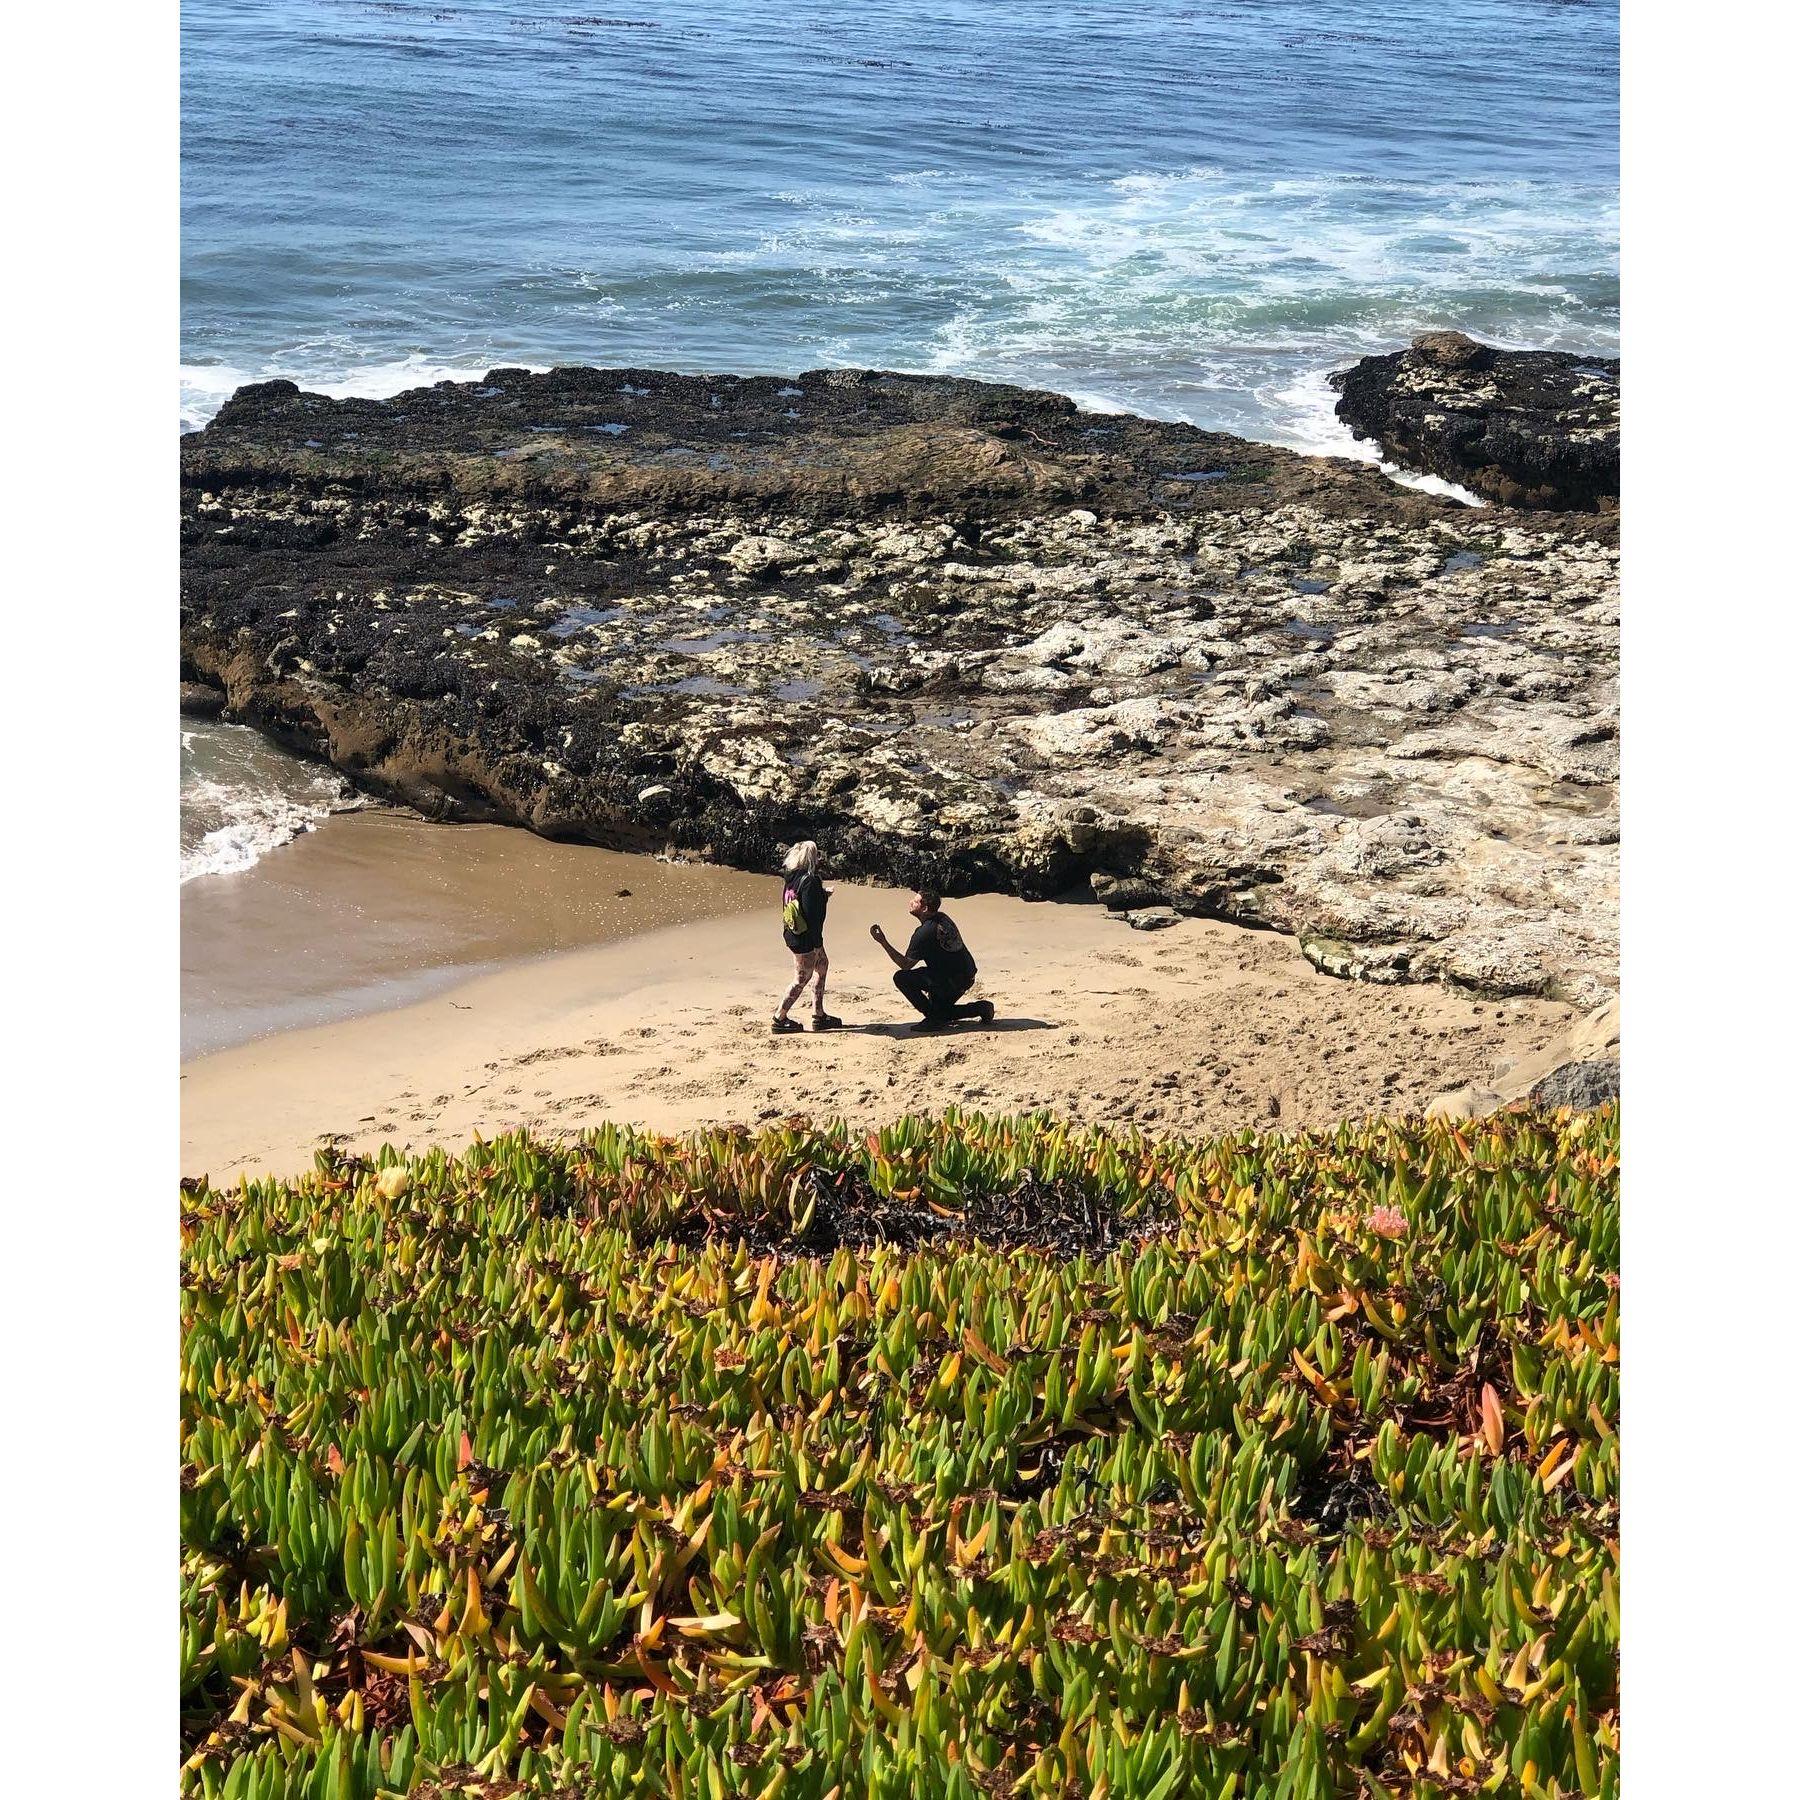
[771, 1015, 803, 1035]
[812, 1012, 844, 1031]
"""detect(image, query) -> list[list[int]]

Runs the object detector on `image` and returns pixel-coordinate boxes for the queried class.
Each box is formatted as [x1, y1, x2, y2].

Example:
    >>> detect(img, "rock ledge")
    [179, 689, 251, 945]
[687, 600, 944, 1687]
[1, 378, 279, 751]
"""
[181, 364, 1618, 1005]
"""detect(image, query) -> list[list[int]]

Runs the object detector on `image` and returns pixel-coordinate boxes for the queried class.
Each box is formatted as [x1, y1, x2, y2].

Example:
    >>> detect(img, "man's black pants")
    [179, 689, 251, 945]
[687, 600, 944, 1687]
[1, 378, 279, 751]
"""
[894, 967, 984, 1022]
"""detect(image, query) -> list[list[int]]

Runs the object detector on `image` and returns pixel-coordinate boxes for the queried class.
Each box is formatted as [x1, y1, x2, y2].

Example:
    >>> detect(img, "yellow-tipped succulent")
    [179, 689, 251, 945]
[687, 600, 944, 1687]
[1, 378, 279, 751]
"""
[181, 1106, 1619, 1799]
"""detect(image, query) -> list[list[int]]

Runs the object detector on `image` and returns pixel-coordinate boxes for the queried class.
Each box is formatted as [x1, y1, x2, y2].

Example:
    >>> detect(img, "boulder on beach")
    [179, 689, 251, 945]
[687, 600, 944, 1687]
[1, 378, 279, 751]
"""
[1530, 1056, 1620, 1111]
[1427, 999, 1620, 1120]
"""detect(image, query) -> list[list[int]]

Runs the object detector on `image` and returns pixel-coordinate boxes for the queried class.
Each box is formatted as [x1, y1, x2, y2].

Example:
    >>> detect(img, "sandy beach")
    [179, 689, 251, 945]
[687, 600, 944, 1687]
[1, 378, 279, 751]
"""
[181, 837, 1582, 1180]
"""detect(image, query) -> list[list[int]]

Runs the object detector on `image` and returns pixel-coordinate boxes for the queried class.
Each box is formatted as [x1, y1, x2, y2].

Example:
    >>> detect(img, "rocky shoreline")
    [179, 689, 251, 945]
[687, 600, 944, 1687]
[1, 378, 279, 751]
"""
[181, 362, 1618, 1006]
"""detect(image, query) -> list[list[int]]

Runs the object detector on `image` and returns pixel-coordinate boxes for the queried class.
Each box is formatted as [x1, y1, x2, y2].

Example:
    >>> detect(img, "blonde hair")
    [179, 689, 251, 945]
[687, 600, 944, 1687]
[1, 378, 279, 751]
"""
[782, 840, 822, 877]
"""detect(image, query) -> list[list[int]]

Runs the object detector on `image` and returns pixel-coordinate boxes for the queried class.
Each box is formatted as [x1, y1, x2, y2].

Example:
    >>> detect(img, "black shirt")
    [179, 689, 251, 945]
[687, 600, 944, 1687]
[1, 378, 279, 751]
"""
[906, 911, 976, 987]
[781, 871, 828, 952]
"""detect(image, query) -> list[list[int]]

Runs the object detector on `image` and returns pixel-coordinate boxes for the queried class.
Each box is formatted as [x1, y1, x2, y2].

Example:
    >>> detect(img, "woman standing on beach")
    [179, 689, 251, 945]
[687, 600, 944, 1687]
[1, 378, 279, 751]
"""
[773, 841, 842, 1033]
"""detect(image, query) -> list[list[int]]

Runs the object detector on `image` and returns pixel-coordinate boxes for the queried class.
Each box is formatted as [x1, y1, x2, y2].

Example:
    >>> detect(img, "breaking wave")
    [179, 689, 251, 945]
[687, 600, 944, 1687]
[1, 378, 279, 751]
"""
[181, 0, 1617, 449]
[180, 720, 360, 882]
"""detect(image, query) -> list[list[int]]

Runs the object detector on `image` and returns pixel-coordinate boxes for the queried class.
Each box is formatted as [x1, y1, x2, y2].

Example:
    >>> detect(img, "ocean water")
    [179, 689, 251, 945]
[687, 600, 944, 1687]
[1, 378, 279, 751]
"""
[181, 0, 1617, 874]
[181, 0, 1618, 451]
[181, 718, 359, 882]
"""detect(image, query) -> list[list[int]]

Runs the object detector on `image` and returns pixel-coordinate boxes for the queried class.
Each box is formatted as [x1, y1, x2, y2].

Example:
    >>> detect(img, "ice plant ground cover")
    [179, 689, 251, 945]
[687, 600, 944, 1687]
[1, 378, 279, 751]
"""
[179, 1108, 1619, 1800]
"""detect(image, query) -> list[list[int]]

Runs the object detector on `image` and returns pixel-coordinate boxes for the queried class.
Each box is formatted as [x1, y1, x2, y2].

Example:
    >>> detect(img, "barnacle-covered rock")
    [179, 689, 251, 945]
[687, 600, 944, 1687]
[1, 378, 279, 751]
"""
[1331, 333, 1619, 510]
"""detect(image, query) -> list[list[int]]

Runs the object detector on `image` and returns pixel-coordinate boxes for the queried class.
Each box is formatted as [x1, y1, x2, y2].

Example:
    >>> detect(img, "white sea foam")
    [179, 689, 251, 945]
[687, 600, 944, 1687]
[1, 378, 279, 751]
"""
[181, 162, 1613, 458]
[1266, 367, 1487, 506]
[1006, 167, 1616, 299]
[180, 363, 255, 432]
[179, 781, 345, 883]
[888, 160, 1616, 460]
[1061, 389, 1133, 417]
[180, 719, 361, 882]
[180, 157, 1612, 483]
[1256, 367, 1345, 455]
[1379, 467, 1488, 507]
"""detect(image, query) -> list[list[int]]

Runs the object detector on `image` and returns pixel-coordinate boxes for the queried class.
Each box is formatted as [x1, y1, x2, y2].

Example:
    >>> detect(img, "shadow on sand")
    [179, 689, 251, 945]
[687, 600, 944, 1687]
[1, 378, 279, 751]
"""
[831, 1017, 1057, 1040]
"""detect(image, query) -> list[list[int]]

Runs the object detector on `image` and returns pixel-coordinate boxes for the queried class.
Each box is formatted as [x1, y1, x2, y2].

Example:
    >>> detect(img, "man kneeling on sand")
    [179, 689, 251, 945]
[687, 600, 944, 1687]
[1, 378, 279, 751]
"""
[871, 890, 995, 1032]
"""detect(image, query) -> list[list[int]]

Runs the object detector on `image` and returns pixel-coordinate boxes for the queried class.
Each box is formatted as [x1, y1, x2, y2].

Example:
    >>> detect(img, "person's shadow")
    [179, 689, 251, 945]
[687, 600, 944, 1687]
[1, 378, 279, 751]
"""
[837, 1017, 1056, 1039]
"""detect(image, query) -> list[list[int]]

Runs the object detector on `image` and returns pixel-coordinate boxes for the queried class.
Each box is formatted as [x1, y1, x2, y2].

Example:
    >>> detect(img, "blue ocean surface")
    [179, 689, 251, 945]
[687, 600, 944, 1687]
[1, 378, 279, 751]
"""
[181, 0, 1618, 452]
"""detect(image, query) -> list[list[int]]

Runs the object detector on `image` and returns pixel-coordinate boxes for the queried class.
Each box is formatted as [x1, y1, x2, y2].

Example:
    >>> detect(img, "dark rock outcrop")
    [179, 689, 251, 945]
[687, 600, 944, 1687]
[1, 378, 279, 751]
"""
[1331, 333, 1618, 511]
[181, 364, 1618, 1003]
[188, 365, 1392, 521]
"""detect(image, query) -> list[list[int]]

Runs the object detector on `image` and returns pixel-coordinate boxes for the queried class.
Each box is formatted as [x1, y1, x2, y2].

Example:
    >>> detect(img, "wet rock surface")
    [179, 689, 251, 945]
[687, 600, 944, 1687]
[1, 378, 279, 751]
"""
[180, 681, 227, 719]
[181, 365, 1618, 1005]
[1331, 333, 1619, 511]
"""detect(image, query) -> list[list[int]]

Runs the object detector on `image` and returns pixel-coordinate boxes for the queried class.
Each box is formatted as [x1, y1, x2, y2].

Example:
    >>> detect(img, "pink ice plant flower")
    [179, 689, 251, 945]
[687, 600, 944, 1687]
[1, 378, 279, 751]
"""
[1365, 1205, 1409, 1241]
